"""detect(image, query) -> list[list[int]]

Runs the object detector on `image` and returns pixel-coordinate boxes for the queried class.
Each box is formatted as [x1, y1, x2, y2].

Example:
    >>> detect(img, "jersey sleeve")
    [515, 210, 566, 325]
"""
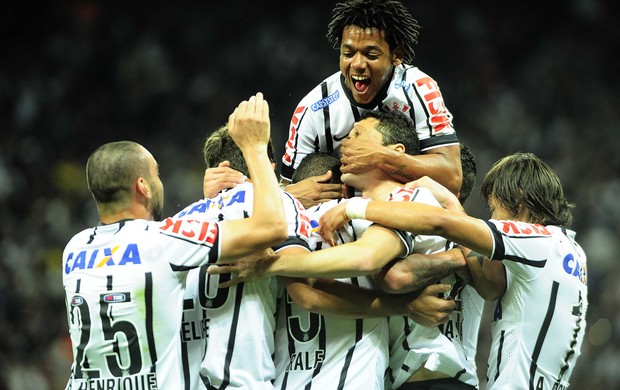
[155, 217, 221, 269]
[402, 66, 459, 152]
[485, 219, 554, 279]
[281, 89, 323, 181]
[272, 192, 312, 253]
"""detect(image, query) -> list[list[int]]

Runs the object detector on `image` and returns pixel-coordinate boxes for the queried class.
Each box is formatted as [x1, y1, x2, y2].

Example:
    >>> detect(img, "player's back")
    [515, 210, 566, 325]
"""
[274, 198, 390, 390]
[63, 218, 219, 389]
[485, 223, 588, 389]
[177, 183, 310, 389]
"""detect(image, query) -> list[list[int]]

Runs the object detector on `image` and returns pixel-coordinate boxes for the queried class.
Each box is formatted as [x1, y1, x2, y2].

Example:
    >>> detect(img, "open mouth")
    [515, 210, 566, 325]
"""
[352, 75, 370, 93]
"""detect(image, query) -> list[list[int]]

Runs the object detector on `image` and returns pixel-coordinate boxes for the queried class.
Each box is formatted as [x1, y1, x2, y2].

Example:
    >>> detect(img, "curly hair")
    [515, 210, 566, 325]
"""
[326, 0, 421, 64]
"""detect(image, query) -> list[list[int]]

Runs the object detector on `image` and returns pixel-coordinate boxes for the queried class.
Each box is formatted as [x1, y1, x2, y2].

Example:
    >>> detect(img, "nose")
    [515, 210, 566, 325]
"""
[351, 52, 366, 71]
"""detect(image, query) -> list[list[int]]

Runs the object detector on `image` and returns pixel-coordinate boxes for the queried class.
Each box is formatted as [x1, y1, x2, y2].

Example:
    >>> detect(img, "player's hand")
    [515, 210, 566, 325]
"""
[285, 172, 344, 209]
[317, 201, 349, 246]
[228, 92, 270, 150]
[203, 161, 246, 198]
[339, 136, 389, 174]
[207, 248, 277, 287]
[405, 176, 460, 210]
[407, 283, 455, 327]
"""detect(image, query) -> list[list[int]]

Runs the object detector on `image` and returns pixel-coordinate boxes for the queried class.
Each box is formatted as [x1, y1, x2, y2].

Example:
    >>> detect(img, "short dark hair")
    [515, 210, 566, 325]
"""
[203, 124, 275, 177]
[326, 0, 421, 64]
[458, 144, 477, 205]
[86, 141, 151, 206]
[292, 153, 343, 184]
[359, 110, 420, 155]
[481, 152, 575, 226]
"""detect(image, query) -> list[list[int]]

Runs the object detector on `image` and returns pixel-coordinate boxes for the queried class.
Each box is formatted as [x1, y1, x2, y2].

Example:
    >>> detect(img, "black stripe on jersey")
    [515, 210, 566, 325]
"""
[280, 294, 295, 390]
[273, 237, 311, 253]
[75, 279, 81, 293]
[305, 316, 327, 390]
[106, 275, 113, 291]
[495, 330, 505, 382]
[338, 318, 363, 389]
[400, 67, 417, 127]
[321, 81, 334, 153]
[557, 291, 584, 383]
[87, 226, 98, 244]
[220, 283, 245, 390]
[454, 368, 466, 381]
[145, 272, 158, 373]
[505, 254, 547, 268]
[528, 281, 559, 390]
[419, 133, 459, 152]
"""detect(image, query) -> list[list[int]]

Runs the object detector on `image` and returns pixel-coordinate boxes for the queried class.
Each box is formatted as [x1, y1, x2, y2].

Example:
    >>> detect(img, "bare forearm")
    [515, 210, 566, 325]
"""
[378, 249, 466, 293]
[464, 250, 506, 301]
[381, 148, 462, 194]
[288, 278, 412, 318]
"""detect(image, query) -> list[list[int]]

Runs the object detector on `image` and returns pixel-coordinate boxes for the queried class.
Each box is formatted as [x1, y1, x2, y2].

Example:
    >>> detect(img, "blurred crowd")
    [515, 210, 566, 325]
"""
[1, 1, 618, 388]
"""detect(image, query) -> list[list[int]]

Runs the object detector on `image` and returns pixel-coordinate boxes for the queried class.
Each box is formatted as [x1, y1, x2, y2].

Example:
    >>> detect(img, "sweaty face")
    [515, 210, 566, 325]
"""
[339, 25, 399, 106]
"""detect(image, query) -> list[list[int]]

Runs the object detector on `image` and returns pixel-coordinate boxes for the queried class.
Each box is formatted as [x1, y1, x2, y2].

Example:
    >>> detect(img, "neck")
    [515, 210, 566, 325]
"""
[99, 206, 152, 225]
[360, 178, 402, 201]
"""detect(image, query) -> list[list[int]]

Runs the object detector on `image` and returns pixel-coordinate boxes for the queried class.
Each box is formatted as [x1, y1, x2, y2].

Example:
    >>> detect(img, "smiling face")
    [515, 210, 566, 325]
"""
[339, 25, 402, 106]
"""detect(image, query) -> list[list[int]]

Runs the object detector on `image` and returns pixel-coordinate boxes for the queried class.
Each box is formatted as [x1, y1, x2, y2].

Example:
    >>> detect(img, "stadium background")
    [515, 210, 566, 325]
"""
[0, 1, 618, 388]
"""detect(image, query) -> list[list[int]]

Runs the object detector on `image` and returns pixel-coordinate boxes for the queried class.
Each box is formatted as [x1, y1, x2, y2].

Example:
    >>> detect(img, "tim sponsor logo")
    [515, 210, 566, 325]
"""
[311, 91, 340, 111]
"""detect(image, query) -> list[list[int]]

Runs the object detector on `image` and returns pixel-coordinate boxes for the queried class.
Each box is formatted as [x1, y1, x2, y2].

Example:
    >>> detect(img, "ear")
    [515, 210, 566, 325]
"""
[392, 45, 405, 66]
[390, 143, 406, 154]
[136, 177, 151, 200]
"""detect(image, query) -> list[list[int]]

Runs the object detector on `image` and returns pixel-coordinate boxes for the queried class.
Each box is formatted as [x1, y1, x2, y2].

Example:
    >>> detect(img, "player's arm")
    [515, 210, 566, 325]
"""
[210, 225, 406, 279]
[340, 199, 494, 258]
[218, 93, 287, 261]
[340, 138, 462, 194]
[284, 276, 454, 325]
[376, 248, 467, 294]
[461, 247, 506, 301]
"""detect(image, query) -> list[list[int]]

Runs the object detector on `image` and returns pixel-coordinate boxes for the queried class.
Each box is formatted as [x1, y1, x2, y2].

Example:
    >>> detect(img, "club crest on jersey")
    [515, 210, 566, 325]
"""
[64, 244, 141, 275]
[311, 91, 339, 111]
[70, 296, 84, 306]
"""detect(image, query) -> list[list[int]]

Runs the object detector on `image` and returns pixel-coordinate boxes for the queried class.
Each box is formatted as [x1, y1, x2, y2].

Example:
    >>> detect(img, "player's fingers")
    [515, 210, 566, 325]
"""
[425, 283, 452, 295]
[218, 161, 231, 168]
[218, 276, 244, 288]
[313, 171, 333, 183]
[319, 189, 344, 200]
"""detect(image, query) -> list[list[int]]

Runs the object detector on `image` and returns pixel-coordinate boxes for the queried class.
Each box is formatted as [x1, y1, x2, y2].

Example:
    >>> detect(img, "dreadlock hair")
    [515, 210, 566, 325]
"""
[326, 0, 421, 64]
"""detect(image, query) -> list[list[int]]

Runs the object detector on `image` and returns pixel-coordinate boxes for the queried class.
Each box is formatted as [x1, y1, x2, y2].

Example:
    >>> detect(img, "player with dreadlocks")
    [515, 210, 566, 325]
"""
[278, 0, 462, 209]
[203, 0, 462, 210]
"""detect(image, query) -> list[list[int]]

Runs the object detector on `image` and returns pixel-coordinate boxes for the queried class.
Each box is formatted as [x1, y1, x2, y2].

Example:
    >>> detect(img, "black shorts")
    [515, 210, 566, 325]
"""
[397, 378, 477, 390]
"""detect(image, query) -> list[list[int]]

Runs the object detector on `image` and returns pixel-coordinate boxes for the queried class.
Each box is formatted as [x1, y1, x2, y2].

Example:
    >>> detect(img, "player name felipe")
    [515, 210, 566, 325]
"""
[72, 372, 157, 389]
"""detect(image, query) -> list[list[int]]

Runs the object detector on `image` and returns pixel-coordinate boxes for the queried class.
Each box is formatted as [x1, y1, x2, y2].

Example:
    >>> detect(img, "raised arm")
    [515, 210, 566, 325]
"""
[218, 93, 287, 260]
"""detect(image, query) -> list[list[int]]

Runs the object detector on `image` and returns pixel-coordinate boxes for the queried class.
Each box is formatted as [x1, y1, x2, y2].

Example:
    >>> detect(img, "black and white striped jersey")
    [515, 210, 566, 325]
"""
[483, 221, 588, 389]
[281, 65, 459, 182]
[63, 217, 220, 389]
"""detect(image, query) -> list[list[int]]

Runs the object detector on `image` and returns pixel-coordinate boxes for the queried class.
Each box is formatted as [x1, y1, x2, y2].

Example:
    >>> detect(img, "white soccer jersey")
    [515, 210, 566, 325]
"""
[281, 65, 459, 181]
[383, 187, 473, 390]
[175, 183, 311, 390]
[483, 221, 588, 389]
[63, 217, 221, 390]
[274, 198, 390, 390]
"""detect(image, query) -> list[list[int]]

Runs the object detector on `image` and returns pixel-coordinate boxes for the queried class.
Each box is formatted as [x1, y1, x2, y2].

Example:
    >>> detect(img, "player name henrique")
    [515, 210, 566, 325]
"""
[73, 372, 157, 390]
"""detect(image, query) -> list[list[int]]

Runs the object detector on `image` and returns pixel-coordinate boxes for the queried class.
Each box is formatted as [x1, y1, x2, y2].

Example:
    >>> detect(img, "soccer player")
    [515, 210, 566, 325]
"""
[270, 152, 454, 389]
[61, 93, 288, 389]
[377, 144, 483, 389]
[203, 0, 461, 208]
[280, 0, 461, 207]
[175, 125, 312, 389]
[320, 152, 588, 389]
[211, 110, 467, 388]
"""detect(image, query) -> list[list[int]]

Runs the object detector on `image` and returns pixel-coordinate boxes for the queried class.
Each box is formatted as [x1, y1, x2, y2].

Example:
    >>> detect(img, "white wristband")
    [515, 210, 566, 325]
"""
[346, 198, 370, 220]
